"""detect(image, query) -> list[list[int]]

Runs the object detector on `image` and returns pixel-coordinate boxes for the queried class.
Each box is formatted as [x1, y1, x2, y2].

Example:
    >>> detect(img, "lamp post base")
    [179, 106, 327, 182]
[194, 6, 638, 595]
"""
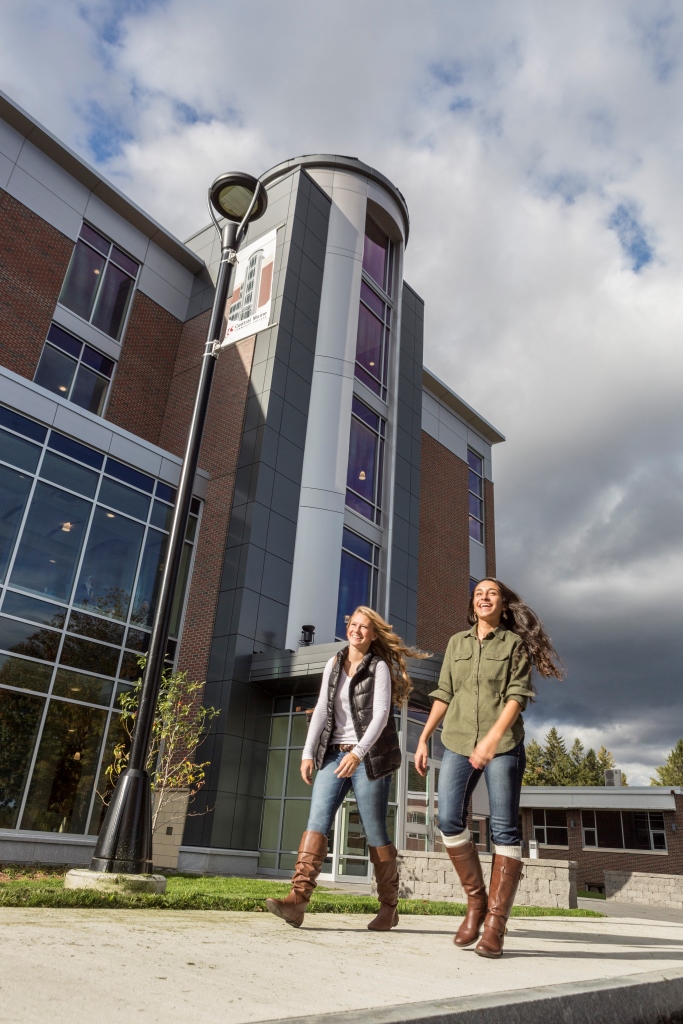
[89, 768, 153, 874]
[65, 869, 166, 894]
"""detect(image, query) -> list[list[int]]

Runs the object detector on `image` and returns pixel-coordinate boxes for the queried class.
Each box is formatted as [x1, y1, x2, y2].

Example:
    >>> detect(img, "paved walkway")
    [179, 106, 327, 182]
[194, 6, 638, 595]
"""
[577, 896, 683, 924]
[1, 908, 682, 1023]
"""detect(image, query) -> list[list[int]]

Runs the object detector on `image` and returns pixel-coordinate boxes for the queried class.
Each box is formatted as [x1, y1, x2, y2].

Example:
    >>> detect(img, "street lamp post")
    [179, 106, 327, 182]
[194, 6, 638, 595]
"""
[89, 173, 268, 875]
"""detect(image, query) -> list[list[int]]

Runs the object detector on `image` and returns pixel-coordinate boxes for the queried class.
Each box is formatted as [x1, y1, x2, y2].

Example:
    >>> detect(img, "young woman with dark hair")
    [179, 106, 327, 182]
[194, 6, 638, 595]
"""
[267, 607, 426, 931]
[415, 579, 563, 958]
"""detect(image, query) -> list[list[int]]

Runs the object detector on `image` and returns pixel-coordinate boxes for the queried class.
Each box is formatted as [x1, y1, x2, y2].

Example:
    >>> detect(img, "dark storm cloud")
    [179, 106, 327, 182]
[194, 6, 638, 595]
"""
[1, 0, 681, 780]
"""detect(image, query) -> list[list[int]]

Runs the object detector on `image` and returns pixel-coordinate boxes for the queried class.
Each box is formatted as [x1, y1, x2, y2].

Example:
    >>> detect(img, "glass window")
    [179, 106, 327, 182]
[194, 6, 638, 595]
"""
[20, 699, 107, 834]
[532, 808, 568, 845]
[0, 615, 61, 662]
[105, 458, 154, 494]
[362, 217, 392, 294]
[98, 478, 150, 521]
[60, 635, 119, 677]
[346, 398, 385, 525]
[596, 810, 624, 849]
[468, 449, 485, 543]
[0, 406, 47, 444]
[0, 688, 45, 828]
[0, 654, 52, 693]
[335, 528, 379, 639]
[9, 482, 91, 601]
[0, 464, 33, 583]
[355, 283, 390, 400]
[59, 224, 139, 341]
[0, 428, 42, 473]
[2, 592, 66, 628]
[88, 711, 129, 835]
[40, 451, 99, 499]
[67, 610, 124, 646]
[73, 507, 145, 621]
[132, 529, 167, 628]
[34, 325, 114, 416]
[52, 669, 113, 707]
[48, 431, 103, 470]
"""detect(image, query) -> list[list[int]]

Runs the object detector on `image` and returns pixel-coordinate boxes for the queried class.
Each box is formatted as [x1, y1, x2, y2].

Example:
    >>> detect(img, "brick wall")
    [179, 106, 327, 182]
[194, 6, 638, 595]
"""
[390, 850, 577, 909]
[105, 290, 184, 446]
[416, 431, 470, 654]
[521, 796, 683, 889]
[0, 190, 73, 380]
[158, 312, 256, 684]
[484, 478, 496, 577]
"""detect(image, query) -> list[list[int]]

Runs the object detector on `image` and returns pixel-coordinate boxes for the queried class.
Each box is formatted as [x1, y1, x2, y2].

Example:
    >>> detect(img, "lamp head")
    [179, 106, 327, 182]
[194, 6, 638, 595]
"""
[209, 172, 268, 223]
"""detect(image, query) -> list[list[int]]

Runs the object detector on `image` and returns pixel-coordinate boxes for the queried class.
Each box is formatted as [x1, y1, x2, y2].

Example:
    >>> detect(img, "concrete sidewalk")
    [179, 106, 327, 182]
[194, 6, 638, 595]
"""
[1, 908, 682, 1023]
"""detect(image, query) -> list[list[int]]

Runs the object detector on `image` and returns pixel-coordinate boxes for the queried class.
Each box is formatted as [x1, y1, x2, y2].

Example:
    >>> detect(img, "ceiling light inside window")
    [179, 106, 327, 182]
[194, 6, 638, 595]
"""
[59, 386, 67, 392]
[106, 513, 115, 518]
[61, 522, 72, 532]
[359, 471, 366, 480]
[93, 269, 100, 275]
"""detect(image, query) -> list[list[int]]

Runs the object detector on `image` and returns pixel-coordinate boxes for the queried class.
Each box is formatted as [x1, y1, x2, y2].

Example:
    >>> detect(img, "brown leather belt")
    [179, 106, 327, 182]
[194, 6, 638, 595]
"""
[330, 744, 355, 753]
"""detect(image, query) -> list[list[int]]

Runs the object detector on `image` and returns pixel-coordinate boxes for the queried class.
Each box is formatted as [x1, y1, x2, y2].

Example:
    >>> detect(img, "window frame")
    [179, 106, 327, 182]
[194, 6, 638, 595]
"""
[335, 528, 380, 640]
[345, 398, 386, 526]
[34, 324, 115, 416]
[581, 809, 668, 852]
[532, 808, 569, 848]
[467, 448, 485, 543]
[58, 223, 140, 342]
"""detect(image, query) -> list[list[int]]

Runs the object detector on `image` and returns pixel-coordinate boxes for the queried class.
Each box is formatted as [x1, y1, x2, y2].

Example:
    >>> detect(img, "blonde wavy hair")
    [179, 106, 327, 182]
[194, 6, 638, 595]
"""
[346, 606, 431, 705]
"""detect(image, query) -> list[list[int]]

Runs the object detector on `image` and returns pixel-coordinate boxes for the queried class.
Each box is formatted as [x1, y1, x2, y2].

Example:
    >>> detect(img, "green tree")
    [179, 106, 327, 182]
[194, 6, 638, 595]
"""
[543, 727, 574, 785]
[568, 738, 585, 785]
[102, 661, 219, 835]
[650, 739, 683, 786]
[522, 738, 547, 786]
[579, 747, 602, 785]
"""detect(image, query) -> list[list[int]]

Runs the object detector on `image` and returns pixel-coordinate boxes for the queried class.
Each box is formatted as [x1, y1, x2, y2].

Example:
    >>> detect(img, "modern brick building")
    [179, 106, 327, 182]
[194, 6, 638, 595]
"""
[0, 89, 504, 879]
[519, 786, 683, 892]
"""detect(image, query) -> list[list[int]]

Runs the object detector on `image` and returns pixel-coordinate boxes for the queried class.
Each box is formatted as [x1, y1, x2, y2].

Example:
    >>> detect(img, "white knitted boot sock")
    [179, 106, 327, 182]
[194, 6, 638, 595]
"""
[494, 844, 522, 860]
[441, 828, 472, 848]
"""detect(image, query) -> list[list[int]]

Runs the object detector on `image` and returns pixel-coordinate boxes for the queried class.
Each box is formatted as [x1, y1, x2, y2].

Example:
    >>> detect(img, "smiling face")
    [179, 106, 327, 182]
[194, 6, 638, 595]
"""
[347, 611, 377, 652]
[473, 580, 504, 625]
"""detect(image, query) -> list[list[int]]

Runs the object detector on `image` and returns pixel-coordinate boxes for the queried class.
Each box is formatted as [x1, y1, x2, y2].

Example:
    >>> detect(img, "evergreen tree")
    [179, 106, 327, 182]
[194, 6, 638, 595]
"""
[579, 747, 602, 785]
[543, 727, 574, 785]
[523, 738, 546, 786]
[568, 738, 585, 785]
[650, 739, 683, 786]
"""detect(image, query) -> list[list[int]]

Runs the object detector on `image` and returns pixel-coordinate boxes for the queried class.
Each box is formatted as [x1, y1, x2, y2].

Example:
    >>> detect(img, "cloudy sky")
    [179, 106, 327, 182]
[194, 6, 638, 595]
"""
[2, 0, 681, 782]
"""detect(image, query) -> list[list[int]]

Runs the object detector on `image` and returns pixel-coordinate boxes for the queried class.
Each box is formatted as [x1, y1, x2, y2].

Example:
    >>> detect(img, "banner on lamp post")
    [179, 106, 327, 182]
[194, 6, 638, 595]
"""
[220, 227, 277, 346]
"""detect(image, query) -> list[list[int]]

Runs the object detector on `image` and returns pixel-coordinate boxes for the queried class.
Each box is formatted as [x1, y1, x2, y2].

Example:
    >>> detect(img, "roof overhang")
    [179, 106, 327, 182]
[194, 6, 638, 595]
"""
[423, 368, 505, 445]
[520, 787, 681, 812]
[0, 89, 205, 274]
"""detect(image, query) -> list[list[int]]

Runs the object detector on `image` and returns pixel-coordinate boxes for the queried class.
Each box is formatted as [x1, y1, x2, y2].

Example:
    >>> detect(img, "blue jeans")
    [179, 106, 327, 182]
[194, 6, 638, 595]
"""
[438, 742, 526, 847]
[306, 749, 392, 848]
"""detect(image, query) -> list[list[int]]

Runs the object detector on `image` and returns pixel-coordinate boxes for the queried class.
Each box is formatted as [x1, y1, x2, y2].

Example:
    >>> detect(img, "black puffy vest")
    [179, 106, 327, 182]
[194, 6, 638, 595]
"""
[313, 647, 402, 781]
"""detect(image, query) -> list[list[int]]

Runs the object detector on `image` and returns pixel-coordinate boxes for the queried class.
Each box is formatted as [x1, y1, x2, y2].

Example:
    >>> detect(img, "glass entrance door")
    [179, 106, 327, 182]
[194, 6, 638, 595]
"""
[405, 758, 442, 851]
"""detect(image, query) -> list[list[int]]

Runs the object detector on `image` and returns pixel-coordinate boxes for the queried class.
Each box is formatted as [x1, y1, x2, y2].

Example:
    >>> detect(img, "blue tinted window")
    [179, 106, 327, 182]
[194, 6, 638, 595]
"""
[336, 550, 372, 639]
[47, 324, 82, 359]
[98, 478, 151, 521]
[40, 451, 99, 498]
[48, 431, 103, 470]
[2, 592, 66, 628]
[155, 481, 176, 504]
[81, 346, 114, 378]
[0, 465, 33, 584]
[467, 449, 483, 474]
[0, 428, 41, 473]
[0, 406, 47, 443]
[74, 507, 145, 621]
[105, 458, 154, 494]
[342, 528, 373, 563]
[352, 397, 380, 431]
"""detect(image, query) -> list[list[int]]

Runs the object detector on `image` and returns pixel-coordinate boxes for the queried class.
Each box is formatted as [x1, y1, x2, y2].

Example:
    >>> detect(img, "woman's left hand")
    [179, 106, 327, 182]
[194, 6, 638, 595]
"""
[334, 753, 361, 778]
[469, 733, 501, 770]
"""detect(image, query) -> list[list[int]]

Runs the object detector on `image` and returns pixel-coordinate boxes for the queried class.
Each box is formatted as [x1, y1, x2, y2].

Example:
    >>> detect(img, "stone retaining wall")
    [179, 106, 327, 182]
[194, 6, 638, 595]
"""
[391, 850, 577, 908]
[605, 870, 683, 909]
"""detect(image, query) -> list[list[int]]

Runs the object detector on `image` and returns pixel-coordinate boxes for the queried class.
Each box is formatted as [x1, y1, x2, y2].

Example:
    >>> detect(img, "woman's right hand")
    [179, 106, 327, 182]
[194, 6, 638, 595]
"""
[300, 759, 314, 785]
[414, 739, 429, 776]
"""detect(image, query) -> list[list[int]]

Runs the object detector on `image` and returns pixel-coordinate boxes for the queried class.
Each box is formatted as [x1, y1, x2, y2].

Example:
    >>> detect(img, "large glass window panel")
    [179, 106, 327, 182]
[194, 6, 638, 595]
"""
[285, 750, 311, 798]
[0, 615, 61, 662]
[10, 482, 91, 601]
[281, 799, 311, 850]
[356, 303, 384, 396]
[362, 218, 390, 291]
[623, 812, 651, 851]
[34, 345, 78, 400]
[21, 699, 107, 834]
[289, 715, 308, 746]
[70, 366, 109, 415]
[347, 417, 377, 503]
[469, 518, 483, 543]
[0, 428, 41, 473]
[52, 668, 113, 707]
[169, 540, 193, 637]
[67, 610, 124, 645]
[406, 762, 427, 825]
[131, 529, 167, 628]
[99, 478, 150, 521]
[336, 550, 371, 639]
[0, 406, 47, 444]
[48, 431, 103, 470]
[270, 716, 289, 747]
[469, 494, 483, 519]
[0, 654, 52, 693]
[60, 635, 119, 677]
[39, 451, 98, 499]
[59, 240, 106, 320]
[468, 450, 483, 474]
[596, 810, 624, 848]
[88, 711, 128, 835]
[74, 507, 145, 620]
[0, 688, 45, 828]
[260, 799, 282, 850]
[264, 749, 286, 798]
[150, 499, 173, 531]
[92, 263, 134, 339]
[468, 469, 482, 496]
[0, 465, 33, 583]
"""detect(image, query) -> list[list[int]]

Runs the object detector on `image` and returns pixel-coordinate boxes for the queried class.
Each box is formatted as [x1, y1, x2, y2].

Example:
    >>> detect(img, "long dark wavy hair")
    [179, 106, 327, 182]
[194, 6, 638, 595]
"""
[467, 579, 565, 679]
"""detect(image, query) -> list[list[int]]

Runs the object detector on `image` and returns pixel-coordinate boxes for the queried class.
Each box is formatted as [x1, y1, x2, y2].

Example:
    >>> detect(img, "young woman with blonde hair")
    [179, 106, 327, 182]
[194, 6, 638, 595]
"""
[415, 579, 563, 958]
[266, 606, 425, 931]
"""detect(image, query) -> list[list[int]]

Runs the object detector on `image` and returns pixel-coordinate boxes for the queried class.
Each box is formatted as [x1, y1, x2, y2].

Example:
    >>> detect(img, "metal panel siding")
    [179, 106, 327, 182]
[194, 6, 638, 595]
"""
[184, 169, 331, 852]
[388, 283, 424, 645]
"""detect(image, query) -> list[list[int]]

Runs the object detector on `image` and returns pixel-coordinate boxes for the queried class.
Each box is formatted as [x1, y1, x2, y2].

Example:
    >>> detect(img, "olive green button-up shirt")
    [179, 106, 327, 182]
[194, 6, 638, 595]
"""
[429, 626, 534, 757]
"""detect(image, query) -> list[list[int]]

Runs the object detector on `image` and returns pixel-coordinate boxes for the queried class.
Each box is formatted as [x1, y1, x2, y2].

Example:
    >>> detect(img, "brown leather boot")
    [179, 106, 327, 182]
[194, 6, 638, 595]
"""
[475, 854, 524, 958]
[367, 844, 399, 931]
[265, 831, 328, 928]
[445, 838, 488, 947]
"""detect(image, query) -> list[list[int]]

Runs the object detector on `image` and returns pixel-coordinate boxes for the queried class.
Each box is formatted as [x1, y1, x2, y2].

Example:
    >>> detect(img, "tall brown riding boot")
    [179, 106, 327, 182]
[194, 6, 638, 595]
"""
[367, 844, 400, 931]
[445, 838, 488, 947]
[265, 830, 328, 928]
[475, 854, 524, 958]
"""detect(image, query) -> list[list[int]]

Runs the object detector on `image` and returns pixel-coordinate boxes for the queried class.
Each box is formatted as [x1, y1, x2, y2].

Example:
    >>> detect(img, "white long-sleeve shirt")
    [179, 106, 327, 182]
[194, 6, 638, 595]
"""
[302, 656, 392, 762]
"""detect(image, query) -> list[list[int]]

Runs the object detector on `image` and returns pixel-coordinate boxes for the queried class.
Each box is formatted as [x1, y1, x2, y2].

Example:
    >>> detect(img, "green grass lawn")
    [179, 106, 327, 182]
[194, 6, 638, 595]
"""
[0, 868, 604, 916]
[578, 889, 607, 900]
